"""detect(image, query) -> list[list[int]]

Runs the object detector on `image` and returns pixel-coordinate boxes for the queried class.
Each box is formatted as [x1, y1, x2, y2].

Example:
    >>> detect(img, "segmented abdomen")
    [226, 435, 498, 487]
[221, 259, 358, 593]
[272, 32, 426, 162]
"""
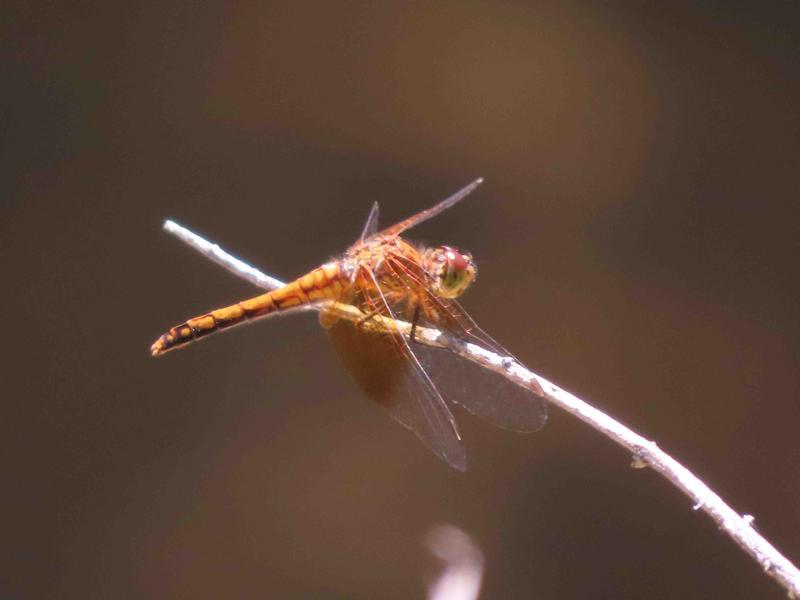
[150, 262, 346, 356]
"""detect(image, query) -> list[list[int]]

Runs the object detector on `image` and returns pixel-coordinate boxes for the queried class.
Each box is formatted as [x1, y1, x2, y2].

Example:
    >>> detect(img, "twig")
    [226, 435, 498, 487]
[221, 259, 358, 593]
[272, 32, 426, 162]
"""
[163, 220, 286, 292]
[161, 219, 800, 598]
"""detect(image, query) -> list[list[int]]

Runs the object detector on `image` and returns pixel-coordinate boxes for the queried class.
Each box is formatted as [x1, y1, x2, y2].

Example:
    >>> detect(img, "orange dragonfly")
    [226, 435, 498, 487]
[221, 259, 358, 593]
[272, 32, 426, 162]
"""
[151, 179, 546, 470]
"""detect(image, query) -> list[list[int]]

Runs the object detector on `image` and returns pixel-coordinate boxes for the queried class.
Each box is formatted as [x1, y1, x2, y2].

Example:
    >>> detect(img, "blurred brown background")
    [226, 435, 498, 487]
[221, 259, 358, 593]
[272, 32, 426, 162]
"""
[2, 1, 799, 598]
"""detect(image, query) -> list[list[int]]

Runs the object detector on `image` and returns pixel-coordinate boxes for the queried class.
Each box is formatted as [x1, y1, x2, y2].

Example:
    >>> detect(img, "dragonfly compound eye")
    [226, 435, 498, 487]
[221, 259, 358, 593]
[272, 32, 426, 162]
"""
[432, 246, 477, 298]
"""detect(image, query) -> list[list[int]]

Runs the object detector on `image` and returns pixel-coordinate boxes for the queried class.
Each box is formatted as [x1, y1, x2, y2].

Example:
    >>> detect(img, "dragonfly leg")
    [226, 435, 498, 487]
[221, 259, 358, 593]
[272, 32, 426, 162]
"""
[358, 307, 382, 327]
[409, 305, 421, 343]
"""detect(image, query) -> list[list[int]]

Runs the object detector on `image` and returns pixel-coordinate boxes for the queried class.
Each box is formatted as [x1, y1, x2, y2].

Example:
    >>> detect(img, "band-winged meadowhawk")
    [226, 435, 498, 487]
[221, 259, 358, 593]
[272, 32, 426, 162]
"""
[151, 179, 547, 469]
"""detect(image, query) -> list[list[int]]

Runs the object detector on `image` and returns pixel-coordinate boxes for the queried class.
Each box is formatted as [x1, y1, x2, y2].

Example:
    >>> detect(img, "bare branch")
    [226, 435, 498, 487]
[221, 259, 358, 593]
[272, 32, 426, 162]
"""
[163, 220, 287, 293]
[161, 219, 800, 598]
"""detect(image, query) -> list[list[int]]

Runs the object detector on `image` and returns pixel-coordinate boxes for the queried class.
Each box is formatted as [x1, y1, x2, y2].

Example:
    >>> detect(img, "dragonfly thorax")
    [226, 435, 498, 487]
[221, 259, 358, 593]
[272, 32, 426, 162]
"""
[342, 237, 476, 301]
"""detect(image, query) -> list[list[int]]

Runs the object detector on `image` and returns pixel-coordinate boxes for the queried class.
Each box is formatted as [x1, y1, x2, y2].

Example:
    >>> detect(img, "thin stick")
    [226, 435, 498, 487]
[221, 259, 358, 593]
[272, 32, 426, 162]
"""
[163, 220, 287, 293]
[161, 219, 800, 598]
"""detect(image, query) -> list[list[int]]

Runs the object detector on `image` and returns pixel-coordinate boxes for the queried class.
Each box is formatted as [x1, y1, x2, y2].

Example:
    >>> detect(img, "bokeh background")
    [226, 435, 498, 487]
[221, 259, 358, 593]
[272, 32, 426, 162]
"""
[3, 2, 799, 598]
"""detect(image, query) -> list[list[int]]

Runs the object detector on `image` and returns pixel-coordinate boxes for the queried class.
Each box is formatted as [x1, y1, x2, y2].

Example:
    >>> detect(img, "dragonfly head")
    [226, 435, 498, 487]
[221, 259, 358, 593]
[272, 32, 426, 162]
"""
[425, 245, 477, 299]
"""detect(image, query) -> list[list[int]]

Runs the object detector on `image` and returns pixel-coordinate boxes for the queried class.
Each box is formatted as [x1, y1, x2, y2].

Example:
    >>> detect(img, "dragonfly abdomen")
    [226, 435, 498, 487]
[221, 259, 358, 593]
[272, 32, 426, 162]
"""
[150, 263, 345, 356]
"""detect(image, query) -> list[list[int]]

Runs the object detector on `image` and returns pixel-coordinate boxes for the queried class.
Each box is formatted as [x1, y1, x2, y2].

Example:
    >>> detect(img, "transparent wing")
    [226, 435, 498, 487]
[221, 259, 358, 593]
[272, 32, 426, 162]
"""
[360, 201, 380, 242]
[386, 254, 548, 432]
[411, 321, 548, 432]
[379, 178, 483, 238]
[323, 267, 467, 470]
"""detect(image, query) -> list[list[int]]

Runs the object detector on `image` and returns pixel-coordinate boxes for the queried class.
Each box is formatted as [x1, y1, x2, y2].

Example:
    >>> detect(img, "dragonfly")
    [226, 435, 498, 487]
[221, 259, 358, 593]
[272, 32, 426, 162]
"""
[151, 179, 547, 470]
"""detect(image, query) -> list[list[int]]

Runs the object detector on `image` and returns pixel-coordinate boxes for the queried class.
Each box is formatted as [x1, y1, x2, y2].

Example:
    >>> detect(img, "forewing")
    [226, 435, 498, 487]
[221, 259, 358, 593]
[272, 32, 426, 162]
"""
[323, 268, 466, 470]
[360, 201, 380, 242]
[379, 178, 483, 238]
[387, 256, 548, 432]
[413, 332, 548, 432]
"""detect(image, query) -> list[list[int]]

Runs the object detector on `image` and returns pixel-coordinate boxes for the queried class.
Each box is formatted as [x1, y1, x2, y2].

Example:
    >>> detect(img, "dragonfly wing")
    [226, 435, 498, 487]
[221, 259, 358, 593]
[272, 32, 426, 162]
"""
[386, 255, 548, 432]
[412, 337, 548, 432]
[423, 302, 547, 432]
[360, 201, 380, 242]
[323, 268, 466, 470]
[379, 178, 483, 238]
